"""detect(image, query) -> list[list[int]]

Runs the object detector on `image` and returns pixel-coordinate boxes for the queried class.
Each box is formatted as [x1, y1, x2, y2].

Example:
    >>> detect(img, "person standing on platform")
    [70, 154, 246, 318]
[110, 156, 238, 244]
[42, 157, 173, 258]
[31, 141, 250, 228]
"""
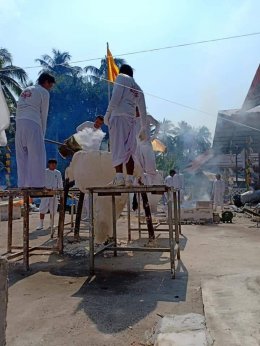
[104, 64, 147, 186]
[37, 159, 63, 230]
[15, 72, 55, 188]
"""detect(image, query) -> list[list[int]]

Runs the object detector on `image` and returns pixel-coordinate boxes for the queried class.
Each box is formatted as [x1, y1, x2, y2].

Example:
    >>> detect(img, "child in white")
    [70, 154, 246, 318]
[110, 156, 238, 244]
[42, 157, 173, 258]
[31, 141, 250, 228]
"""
[37, 159, 63, 230]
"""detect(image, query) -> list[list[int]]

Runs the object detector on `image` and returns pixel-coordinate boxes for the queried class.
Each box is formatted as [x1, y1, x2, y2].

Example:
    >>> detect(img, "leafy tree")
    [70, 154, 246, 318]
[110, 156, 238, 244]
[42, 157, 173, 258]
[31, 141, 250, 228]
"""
[0, 48, 28, 110]
[0, 48, 28, 186]
[156, 119, 211, 173]
[35, 49, 81, 76]
[85, 57, 125, 83]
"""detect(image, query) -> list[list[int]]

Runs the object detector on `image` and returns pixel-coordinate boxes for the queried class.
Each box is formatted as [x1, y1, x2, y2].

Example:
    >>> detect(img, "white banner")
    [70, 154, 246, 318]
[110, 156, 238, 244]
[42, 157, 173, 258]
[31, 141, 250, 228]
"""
[0, 82, 10, 146]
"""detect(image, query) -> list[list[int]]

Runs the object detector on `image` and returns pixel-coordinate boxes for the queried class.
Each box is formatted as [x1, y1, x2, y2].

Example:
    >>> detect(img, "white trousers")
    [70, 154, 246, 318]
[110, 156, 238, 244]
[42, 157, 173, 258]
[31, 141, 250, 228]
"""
[109, 116, 136, 167]
[214, 194, 224, 209]
[39, 197, 58, 215]
[15, 119, 46, 187]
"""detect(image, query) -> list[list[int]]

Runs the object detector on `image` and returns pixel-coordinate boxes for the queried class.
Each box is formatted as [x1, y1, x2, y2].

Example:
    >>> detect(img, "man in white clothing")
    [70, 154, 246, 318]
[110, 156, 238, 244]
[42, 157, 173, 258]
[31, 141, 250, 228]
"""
[212, 174, 225, 210]
[76, 115, 104, 132]
[37, 159, 63, 230]
[165, 169, 176, 188]
[58, 115, 104, 158]
[15, 72, 55, 188]
[104, 64, 147, 186]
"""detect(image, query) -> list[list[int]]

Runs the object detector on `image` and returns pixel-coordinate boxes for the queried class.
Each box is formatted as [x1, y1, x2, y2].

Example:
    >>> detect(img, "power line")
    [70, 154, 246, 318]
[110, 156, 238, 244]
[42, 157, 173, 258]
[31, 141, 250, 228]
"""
[96, 75, 260, 133]
[1, 30, 260, 133]
[1, 31, 260, 73]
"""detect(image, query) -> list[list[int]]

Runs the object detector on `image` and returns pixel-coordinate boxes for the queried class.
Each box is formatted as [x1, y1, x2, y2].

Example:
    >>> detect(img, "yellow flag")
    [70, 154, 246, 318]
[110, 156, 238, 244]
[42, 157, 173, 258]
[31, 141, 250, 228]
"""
[107, 46, 119, 82]
[151, 138, 167, 153]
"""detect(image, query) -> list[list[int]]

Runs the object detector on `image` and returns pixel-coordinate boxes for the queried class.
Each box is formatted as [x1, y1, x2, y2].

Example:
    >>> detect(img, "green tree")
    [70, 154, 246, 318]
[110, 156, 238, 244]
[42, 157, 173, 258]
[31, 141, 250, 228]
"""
[85, 57, 125, 83]
[0, 48, 28, 110]
[156, 119, 211, 173]
[35, 49, 81, 76]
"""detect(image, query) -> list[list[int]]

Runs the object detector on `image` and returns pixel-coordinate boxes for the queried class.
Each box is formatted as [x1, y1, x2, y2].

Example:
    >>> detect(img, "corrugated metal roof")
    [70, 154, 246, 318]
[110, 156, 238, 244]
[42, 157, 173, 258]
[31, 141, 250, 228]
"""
[213, 109, 260, 153]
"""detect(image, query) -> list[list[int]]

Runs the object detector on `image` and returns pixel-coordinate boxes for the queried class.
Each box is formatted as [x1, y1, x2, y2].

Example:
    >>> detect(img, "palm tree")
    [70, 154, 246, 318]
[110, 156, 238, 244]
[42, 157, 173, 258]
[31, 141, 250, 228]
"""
[0, 48, 28, 110]
[35, 49, 81, 76]
[85, 57, 126, 83]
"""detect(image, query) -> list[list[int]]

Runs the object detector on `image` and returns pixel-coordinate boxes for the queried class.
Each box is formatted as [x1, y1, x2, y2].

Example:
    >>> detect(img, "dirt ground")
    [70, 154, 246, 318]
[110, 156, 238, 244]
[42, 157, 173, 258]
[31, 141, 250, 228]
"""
[1, 210, 260, 346]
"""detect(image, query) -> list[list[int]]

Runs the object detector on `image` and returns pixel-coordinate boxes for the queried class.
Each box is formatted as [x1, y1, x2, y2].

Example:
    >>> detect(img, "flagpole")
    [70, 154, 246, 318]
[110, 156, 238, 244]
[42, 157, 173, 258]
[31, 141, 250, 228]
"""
[107, 42, 111, 102]
[107, 42, 111, 151]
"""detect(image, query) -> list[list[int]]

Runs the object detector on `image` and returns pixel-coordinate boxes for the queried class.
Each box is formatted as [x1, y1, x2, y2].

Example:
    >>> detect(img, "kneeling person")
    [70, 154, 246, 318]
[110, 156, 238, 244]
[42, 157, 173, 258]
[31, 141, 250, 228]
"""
[37, 159, 63, 230]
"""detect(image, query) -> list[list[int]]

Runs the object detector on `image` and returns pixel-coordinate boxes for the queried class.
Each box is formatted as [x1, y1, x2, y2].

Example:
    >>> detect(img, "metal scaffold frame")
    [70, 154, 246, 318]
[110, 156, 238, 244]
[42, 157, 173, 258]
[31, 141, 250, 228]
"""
[87, 185, 181, 278]
[127, 189, 182, 240]
[1, 188, 65, 270]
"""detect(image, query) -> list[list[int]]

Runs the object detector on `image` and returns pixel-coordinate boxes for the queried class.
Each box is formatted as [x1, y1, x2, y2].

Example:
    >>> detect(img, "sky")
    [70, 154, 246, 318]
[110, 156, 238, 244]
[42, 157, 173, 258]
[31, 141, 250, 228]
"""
[1, 0, 260, 136]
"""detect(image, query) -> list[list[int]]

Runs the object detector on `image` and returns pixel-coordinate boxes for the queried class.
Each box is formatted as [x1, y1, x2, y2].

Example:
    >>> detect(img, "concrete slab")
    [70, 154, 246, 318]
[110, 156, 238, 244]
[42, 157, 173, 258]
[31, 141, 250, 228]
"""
[147, 313, 211, 346]
[202, 274, 260, 346]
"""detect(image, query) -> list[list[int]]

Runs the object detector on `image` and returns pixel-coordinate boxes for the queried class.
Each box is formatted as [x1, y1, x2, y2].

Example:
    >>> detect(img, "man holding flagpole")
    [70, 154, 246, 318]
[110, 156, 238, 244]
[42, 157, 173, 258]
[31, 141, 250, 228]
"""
[104, 63, 148, 186]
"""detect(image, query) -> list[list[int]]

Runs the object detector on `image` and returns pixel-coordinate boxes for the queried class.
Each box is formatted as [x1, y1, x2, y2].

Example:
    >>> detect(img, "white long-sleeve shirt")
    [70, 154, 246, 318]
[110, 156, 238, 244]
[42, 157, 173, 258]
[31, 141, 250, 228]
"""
[44, 169, 63, 189]
[212, 179, 225, 201]
[16, 85, 50, 136]
[104, 73, 147, 128]
[165, 174, 184, 189]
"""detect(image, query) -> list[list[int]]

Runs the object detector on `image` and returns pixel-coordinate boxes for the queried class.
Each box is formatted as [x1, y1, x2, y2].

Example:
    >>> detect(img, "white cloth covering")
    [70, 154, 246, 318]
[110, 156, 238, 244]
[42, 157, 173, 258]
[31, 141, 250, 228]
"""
[74, 127, 105, 151]
[39, 169, 63, 215]
[104, 73, 147, 167]
[212, 179, 225, 208]
[134, 114, 159, 183]
[15, 119, 46, 187]
[16, 85, 50, 136]
[0, 81, 10, 146]
[76, 121, 94, 132]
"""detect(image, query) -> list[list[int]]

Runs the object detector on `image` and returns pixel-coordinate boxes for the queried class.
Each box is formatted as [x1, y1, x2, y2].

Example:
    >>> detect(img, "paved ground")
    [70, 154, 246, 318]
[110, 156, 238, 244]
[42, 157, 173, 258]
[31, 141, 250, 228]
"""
[0, 211, 260, 345]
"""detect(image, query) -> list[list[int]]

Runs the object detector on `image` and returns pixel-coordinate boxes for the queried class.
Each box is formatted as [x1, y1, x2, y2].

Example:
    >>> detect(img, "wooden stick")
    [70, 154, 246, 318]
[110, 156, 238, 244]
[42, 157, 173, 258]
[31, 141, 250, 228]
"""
[137, 178, 155, 240]
[0, 258, 8, 346]
[7, 195, 13, 253]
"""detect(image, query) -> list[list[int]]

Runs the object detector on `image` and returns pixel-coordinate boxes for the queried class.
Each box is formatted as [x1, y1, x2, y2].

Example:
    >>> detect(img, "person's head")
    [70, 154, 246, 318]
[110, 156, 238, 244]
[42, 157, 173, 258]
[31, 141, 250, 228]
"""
[48, 159, 57, 170]
[170, 169, 176, 177]
[216, 174, 221, 180]
[94, 115, 104, 129]
[38, 72, 56, 91]
[119, 64, 133, 77]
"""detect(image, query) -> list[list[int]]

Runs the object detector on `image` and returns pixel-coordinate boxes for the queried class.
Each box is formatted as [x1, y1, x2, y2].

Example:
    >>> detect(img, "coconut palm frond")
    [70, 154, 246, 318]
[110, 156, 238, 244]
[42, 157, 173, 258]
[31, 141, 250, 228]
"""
[1, 65, 28, 84]
[0, 48, 12, 65]
[84, 65, 101, 76]
[0, 75, 23, 96]
[38, 54, 53, 66]
[35, 58, 52, 70]
[52, 49, 71, 63]
[2, 83, 17, 107]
